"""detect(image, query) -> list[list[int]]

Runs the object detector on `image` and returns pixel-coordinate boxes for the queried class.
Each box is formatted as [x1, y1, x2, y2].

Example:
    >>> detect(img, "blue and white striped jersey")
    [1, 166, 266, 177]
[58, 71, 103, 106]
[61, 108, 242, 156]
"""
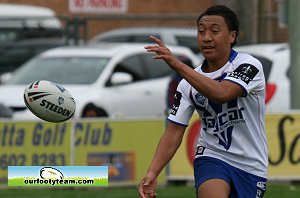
[168, 50, 268, 178]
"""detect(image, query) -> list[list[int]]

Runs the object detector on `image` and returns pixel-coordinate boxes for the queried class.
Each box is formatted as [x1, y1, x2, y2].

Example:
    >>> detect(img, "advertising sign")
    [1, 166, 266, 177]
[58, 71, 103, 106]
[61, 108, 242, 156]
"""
[69, 0, 128, 14]
[1, 119, 166, 188]
[3, 113, 298, 187]
[74, 119, 166, 186]
[266, 113, 300, 179]
[169, 113, 300, 181]
[0, 121, 72, 186]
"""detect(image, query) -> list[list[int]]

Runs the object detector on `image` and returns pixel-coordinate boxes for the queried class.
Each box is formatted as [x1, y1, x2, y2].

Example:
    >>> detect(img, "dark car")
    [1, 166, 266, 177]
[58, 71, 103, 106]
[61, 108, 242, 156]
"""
[0, 3, 67, 83]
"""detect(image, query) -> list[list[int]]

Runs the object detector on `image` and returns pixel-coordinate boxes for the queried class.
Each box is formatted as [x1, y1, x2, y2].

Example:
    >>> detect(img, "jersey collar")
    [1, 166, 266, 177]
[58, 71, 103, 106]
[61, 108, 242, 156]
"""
[201, 49, 238, 68]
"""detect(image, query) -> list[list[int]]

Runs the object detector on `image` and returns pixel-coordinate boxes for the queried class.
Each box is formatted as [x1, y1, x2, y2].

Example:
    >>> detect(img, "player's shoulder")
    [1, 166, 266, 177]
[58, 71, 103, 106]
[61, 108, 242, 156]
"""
[233, 52, 263, 70]
[177, 75, 192, 94]
[178, 66, 201, 87]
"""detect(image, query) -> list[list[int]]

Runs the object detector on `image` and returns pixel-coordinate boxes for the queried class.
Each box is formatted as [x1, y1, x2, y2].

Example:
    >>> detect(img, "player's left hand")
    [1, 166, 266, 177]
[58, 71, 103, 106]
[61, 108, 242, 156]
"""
[145, 36, 182, 71]
[138, 172, 158, 198]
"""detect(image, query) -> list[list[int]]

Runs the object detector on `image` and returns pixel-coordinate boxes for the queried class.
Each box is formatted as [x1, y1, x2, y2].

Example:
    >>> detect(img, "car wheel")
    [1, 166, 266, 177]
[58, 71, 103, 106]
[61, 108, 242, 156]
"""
[81, 103, 108, 117]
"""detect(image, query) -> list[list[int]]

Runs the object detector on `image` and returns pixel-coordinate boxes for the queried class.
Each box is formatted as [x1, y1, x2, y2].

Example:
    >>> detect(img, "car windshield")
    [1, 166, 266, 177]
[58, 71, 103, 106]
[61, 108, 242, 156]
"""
[7, 56, 109, 84]
[0, 30, 18, 42]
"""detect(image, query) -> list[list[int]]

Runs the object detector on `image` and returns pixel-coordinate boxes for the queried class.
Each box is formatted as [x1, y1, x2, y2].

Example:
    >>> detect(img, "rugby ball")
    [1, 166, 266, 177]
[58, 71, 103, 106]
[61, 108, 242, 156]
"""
[40, 167, 64, 180]
[23, 80, 76, 122]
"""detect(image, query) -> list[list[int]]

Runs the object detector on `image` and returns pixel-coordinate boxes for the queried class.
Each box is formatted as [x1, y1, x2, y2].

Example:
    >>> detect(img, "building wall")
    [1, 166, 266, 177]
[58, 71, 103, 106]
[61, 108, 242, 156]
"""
[0, 0, 213, 15]
[262, 0, 288, 43]
[0, 0, 214, 40]
[128, 0, 212, 14]
[0, 0, 288, 43]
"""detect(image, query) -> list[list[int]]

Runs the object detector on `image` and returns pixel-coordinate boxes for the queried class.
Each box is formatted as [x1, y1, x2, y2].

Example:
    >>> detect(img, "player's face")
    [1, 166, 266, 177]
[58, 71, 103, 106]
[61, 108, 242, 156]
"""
[197, 15, 236, 63]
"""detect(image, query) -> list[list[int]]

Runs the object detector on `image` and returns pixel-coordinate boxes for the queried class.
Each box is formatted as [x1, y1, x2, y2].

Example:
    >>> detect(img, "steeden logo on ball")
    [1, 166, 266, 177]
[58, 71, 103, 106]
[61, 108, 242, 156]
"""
[24, 80, 76, 122]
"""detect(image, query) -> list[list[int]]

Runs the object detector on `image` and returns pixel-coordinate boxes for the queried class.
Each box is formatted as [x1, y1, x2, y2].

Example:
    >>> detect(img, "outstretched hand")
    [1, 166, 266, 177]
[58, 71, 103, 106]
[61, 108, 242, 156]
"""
[145, 36, 182, 71]
[138, 172, 158, 198]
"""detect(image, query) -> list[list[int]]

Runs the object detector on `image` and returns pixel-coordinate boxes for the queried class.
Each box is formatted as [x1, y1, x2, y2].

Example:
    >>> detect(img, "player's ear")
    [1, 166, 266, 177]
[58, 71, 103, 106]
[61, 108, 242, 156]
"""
[229, 31, 237, 44]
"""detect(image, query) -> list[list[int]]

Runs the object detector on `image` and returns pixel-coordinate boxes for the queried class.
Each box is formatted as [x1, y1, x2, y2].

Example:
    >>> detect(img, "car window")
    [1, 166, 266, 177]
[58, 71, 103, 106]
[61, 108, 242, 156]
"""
[131, 35, 161, 43]
[97, 35, 161, 44]
[175, 36, 199, 54]
[7, 57, 109, 84]
[111, 53, 174, 83]
[99, 36, 130, 42]
[0, 28, 64, 41]
[0, 30, 18, 42]
[112, 55, 145, 82]
[142, 54, 174, 79]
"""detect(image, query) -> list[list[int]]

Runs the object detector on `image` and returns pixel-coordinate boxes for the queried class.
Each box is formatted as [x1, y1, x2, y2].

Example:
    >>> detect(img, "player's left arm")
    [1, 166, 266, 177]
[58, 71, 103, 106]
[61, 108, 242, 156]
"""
[138, 122, 186, 198]
[180, 71, 244, 104]
[145, 36, 244, 104]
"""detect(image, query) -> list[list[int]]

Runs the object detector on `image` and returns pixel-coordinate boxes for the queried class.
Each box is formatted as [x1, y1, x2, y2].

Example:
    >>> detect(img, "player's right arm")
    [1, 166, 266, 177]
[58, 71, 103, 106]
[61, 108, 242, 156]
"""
[138, 122, 186, 198]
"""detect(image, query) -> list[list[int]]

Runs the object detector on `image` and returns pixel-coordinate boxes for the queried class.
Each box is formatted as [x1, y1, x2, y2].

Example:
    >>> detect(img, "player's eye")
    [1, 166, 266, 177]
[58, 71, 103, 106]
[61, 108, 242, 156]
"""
[211, 29, 220, 34]
[198, 29, 205, 35]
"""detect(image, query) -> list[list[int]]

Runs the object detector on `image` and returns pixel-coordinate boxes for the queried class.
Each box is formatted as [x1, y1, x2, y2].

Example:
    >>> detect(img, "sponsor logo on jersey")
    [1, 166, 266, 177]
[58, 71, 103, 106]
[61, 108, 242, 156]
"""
[256, 182, 266, 198]
[228, 64, 259, 84]
[256, 181, 266, 198]
[195, 93, 207, 106]
[256, 189, 263, 198]
[257, 181, 266, 190]
[202, 103, 245, 150]
[170, 91, 182, 116]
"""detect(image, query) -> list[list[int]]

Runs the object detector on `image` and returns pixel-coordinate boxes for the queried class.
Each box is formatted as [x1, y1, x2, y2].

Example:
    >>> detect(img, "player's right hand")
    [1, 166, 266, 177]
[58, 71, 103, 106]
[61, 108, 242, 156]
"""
[138, 172, 158, 198]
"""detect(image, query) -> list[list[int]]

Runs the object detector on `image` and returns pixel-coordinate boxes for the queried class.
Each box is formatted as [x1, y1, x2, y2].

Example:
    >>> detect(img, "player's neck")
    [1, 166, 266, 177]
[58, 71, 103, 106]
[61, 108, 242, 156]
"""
[204, 51, 231, 73]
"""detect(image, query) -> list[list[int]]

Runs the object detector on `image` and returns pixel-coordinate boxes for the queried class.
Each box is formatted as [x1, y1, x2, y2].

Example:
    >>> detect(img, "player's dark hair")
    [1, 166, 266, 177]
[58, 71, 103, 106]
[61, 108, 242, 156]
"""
[197, 5, 239, 47]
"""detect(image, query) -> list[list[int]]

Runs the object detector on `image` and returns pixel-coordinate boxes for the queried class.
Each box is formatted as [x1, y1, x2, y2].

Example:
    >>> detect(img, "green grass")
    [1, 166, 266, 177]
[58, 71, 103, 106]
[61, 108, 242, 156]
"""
[0, 182, 300, 198]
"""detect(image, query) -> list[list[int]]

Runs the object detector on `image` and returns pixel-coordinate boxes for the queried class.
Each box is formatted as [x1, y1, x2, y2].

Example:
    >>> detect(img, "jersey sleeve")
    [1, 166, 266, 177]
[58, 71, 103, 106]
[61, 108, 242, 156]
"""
[167, 80, 195, 127]
[224, 55, 265, 96]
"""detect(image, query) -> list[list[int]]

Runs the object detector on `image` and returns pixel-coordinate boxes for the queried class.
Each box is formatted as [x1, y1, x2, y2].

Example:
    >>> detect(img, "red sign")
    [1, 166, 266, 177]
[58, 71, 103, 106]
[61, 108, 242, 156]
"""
[69, 0, 128, 14]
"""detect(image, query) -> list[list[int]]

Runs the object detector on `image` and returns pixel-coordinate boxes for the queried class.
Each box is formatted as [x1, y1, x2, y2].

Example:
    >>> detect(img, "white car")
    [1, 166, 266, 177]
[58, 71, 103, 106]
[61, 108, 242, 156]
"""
[89, 26, 200, 54]
[0, 43, 200, 120]
[235, 43, 291, 111]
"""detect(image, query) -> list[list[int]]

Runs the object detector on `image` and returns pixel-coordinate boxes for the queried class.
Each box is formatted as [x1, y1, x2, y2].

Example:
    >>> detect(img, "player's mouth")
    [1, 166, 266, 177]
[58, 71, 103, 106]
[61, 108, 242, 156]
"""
[202, 46, 215, 53]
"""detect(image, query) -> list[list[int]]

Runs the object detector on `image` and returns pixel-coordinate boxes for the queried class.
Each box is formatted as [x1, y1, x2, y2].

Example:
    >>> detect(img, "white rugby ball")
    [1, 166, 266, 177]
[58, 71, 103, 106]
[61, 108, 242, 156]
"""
[40, 167, 64, 180]
[23, 80, 76, 122]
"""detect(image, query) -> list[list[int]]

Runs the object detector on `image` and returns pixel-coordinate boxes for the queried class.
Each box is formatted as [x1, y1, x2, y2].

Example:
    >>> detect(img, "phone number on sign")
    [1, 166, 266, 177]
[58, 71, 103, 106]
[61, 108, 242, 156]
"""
[0, 153, 66, 169]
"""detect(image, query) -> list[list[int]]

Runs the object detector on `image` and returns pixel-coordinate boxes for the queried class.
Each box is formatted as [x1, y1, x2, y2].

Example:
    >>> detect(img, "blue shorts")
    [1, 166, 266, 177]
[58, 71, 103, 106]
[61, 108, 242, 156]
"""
[194, 156, 267, 198]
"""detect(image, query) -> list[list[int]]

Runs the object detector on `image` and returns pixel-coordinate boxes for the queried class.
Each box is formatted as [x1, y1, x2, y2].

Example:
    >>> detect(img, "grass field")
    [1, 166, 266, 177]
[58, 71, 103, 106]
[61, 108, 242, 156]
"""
[1, 182, 300, 198]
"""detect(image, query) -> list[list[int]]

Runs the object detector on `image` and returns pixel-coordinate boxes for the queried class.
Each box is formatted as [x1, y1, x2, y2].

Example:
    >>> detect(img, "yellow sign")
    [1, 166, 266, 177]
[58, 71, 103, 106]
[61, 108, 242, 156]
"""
[0, 121, 71, 186]
[0, 119, 166, 187]
[169, 113, 300, 180]
[168, 115, 198, 180]
[266, 113, 300, 178]
[74, 119, 166, 186]
[3, 114, 298, 186]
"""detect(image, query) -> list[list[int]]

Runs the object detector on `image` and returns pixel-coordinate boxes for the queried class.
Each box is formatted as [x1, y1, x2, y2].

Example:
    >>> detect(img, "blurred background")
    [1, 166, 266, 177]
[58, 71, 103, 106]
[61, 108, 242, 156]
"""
[0, 0, 290, 77]
[0, 0, 300, 198]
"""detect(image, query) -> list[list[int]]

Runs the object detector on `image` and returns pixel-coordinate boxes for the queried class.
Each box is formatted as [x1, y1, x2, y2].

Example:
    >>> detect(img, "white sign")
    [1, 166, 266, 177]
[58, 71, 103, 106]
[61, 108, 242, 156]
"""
[69, 0, 128, 14]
